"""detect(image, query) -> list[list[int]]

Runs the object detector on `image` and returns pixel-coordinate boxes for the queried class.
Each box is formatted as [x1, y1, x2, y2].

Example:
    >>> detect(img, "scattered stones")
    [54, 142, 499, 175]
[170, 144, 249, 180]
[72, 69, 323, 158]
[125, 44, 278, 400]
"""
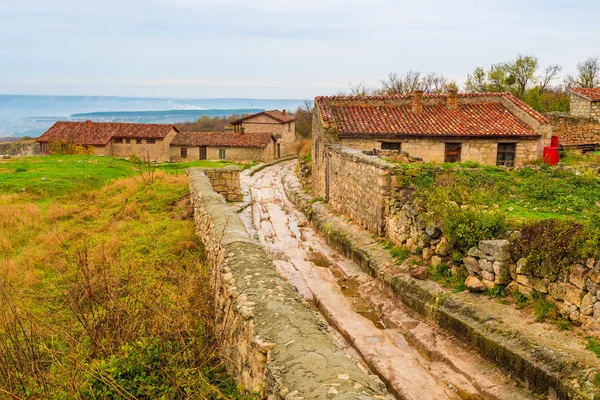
[465, 276, 487, 293]
[569, 264, 589, 290]
[431, 256, 442, 268]
[435, 237, 450, 257]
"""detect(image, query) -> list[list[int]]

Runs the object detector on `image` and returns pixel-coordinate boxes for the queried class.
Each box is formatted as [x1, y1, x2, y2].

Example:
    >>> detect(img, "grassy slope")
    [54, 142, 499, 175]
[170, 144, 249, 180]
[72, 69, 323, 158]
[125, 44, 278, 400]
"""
[0, 156, 253, 399]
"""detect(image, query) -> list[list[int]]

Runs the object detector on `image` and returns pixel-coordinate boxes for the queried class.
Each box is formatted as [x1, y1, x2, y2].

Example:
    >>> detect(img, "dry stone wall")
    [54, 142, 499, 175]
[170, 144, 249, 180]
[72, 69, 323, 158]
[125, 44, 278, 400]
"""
[203, 166, 242, 201]
[188, 168, 385, 399]
[548, 113, 600, 145]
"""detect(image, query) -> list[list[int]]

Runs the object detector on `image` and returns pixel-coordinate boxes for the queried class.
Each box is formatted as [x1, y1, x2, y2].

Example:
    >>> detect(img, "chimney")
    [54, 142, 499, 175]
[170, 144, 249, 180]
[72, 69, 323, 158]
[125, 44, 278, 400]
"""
[411, 90, 424, 114]
[446, 88, 458, 110]
[282, 109, 287, 115]
[85, 120, 92, 130]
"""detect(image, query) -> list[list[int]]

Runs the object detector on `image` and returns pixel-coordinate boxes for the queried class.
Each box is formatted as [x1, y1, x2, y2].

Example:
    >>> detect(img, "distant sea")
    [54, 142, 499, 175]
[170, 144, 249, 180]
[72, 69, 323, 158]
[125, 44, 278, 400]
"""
[0, 95, 309, 137]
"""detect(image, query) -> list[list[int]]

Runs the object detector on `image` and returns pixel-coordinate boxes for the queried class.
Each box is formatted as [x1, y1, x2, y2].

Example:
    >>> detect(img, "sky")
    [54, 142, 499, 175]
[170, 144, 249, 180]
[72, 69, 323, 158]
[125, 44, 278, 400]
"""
[0, 0, 598, 99]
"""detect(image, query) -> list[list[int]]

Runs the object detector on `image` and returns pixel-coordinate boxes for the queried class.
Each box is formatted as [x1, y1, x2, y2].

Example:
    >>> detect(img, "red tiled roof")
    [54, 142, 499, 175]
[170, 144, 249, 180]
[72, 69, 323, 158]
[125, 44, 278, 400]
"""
[569, 88, 600, 101]
[36, 121, 177, 145]
[171, 131, 274, 148]
[315, 93, 548, 138]
[230, 110, 297, 125]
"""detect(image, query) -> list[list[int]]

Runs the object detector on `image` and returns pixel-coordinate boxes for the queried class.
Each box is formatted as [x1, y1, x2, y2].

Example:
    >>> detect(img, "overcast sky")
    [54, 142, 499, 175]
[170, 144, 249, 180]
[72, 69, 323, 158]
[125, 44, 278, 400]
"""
[0, 0, 598, 99]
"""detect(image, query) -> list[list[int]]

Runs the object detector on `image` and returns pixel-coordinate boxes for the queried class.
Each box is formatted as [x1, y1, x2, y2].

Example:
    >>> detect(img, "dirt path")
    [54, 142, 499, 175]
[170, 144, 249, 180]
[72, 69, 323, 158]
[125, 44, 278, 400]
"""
[237, 161, 533, 400]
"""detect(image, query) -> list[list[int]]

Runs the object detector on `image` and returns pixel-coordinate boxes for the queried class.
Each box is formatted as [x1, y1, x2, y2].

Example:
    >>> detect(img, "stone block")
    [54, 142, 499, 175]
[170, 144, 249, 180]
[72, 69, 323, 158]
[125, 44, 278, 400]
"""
[479, 259, 494, 273]
[548, 282, 566, 302]
[435, 237, 450, 257]
[463, 257, 480, 275]
[467, 247, 486, 259]
[422, 247, 434, 261]
[482, 279, 496, 290]
[565, 283, 585, 307]
[569, 264, 588, 290]
[581, 293, 596, 316]
[465, 276, 487, 293]
[516, 258, 528, 274]
[509, 263, 517, 280]
[481, 270, 495, 282]
[478, 239, 511, 261]
[588, 267, 600, 284]
[493, 261, 510, 284]
[431, 256, 442, 268]
[586, 278, 599, 297]
[516, 274, 531, 287]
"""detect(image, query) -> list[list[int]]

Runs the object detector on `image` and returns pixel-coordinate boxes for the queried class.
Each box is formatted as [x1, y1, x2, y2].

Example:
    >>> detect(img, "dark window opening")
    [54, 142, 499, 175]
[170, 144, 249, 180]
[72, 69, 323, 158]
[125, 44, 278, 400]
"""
[381, 142, 401, 151]
[181, 148, 188, 159]
[288, 123, 291, 132]
[125, 138, 131, 144]
[146, 139, 156, 144]
[219, 149, 226, 159]
[496, 143, 516, 167]
[113, 138, 123, 143]
[444, 143, 461, 163]
[136, 138, 142, 144]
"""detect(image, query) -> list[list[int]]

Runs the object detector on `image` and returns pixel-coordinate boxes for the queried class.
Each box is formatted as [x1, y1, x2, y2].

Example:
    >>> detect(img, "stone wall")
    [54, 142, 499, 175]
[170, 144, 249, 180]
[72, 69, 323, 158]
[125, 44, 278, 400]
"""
[569, 93, 600, 120]
[0, 142, 39, 157]
[170, 144, 273, 163]
[202, 166, 242, 201]
[109, 128, 177, 162]
[239, 114, 297, 157]
[340, 137, 542, 167]
[187, 168, 385, 399]
[548, 113, 600, 145]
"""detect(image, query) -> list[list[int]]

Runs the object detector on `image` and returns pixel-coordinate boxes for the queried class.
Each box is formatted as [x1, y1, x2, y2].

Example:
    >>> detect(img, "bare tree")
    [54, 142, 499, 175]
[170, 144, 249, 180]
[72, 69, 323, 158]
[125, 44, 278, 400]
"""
[294, 101, 313, 138]
[378, 71, 449, 95]
[538, 64, 562, 94]
[566, 56, 600, 88]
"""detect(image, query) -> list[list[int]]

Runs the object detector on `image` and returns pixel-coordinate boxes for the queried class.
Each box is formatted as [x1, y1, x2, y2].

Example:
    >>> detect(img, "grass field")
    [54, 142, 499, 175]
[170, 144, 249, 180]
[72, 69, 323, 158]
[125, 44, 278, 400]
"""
[0, 155, 254, 399]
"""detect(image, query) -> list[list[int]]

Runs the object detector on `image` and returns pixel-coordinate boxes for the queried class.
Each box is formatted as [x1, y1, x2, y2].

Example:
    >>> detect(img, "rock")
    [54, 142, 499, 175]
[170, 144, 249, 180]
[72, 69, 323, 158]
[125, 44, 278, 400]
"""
[588, 267, 600, 285]
[560, 302, 578, 319]
[422, 247, 434, 261]
[586, 278, 599, 298]
[431, 256, 442, 268]
[569, 264, 589, 290]
[479, 259, 494, 273]
[509, 230, 522, 241]
[582, 293, 596, 316]
[509, 263, 517, 280]
[410, 266, 431, 280]
[435, 237, 450, 257]
[467, 247, 486, 259]
[481, 270, 495, 282]
[587, 258, 596, 269]
[516, 283, 534, 297]
[405, 238, 416, 253]
[565, 283, 585, 307]
[425, 222, 441, 238]
[516, 258, 528, 274]
[548, 282, 566, 302]
[506, 281, 519, 292]
[493, 261, 511, 284]
[594, 302, 600, 320]
[478, 239, 511, 262]
[581, 316, 600, 336]
[570, 310, 581, 324]
[463, 257, 480, 275]
[531, 277, 550, 294]
[482, 279, 496, 290]
[465, 276, 487, 293]
[516, 274, 531, 288]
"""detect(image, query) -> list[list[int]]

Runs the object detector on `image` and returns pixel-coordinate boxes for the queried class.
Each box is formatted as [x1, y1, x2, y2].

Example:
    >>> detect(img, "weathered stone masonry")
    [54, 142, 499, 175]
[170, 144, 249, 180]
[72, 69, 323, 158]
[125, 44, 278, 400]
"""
[187, 168, 385, 399]
[202, 166, 242, 201]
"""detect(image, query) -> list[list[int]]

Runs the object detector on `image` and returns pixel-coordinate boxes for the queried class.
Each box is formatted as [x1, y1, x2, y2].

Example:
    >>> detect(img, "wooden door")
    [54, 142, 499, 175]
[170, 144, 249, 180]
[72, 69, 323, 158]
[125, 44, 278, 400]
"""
[444, 143, 461, 163]
[199, 147, 207, 160]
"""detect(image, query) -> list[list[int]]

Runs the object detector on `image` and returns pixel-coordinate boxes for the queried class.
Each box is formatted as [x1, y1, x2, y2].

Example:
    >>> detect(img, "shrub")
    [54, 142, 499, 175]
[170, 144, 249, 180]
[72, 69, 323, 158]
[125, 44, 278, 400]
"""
[48, 139, 94, 155]
[440, 207, 506, 253]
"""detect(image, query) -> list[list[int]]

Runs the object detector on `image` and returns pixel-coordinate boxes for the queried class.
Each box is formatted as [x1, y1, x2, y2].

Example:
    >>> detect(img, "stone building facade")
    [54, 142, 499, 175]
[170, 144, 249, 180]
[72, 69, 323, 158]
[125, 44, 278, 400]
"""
[231, 110, 297, 157]
[568, 88, 600, 120]
[313, 91, 552, 178]
[546, 88, 600, 146]
[37, 121, 178, 162]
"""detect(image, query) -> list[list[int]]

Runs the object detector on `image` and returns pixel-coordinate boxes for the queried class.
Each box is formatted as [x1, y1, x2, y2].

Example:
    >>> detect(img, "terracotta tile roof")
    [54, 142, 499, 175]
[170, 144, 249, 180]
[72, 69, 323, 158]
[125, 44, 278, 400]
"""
[230, 109, 297, 125]
[171, 131, 274, 148]
[569, 87, 600, 101]
[315, 92, 548, 138]
[36, 121, 177, 146]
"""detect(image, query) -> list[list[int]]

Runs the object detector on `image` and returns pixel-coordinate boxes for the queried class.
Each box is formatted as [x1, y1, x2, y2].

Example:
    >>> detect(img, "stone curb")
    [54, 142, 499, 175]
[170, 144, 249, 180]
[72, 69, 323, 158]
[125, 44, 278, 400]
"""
[249, 154, 298, 176]
[282, 168, 600, 400]
[187, 168, 387, 400]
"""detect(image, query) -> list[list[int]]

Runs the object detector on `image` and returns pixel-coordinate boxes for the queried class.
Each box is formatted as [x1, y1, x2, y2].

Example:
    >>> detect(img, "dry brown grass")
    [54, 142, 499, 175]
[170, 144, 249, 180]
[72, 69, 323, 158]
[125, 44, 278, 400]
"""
[294, 139, 311, 159]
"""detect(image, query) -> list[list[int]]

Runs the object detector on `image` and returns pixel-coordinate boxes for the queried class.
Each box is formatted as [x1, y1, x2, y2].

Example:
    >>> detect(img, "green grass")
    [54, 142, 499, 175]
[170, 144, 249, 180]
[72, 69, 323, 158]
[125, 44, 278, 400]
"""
[428, 264, 467, 293]
[0, 154, 243, 198]
[588, 337, 600, 358]
[0, 157, 254, 399]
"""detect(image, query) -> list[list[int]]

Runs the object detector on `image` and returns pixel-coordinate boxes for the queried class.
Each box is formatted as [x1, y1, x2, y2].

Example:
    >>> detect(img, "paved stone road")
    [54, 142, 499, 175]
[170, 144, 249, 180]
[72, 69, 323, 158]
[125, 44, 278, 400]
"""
[238, 161, 533, 400]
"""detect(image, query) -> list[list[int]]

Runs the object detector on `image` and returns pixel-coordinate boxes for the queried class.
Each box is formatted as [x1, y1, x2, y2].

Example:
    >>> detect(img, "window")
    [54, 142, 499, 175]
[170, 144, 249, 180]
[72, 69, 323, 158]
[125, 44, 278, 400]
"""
[181, 147, 188, 159]
[219, 149, 226, 159]
[40, 142, 48, 153]
[136, 138, 142, 144]
[113, 138, 123, 143]
[125, 138, 131, 144]
[146, 139, 156, 144]
[496, 143, 516, 167]
[444, 143, 461, 163]
[381, 142, 401, 151]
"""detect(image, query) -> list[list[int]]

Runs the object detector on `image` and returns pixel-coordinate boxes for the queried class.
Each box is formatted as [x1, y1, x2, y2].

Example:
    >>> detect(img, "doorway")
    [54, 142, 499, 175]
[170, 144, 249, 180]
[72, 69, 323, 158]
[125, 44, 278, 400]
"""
[444, 143, 462, 163]
[199, 147, 207, 160]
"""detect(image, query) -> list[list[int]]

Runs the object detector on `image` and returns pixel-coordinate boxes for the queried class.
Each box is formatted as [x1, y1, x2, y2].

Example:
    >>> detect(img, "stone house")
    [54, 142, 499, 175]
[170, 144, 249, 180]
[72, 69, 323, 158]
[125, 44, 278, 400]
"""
[230, 110, 297, 157]
[313, 90, 552, 169]
[169, 131, 277, 163]
[36, 121, 178, 162]
[568, 88, 600, 120]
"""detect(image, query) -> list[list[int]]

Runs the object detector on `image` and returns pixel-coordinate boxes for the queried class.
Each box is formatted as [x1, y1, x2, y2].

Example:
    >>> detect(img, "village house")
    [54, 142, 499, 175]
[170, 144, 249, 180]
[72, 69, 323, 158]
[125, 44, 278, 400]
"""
[568, 88, 600, 120]
[230, 109, 297, 157]
[313, 90, 552, 168]
[36, 121, 178, 162]
[169, 131, 277, 163]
